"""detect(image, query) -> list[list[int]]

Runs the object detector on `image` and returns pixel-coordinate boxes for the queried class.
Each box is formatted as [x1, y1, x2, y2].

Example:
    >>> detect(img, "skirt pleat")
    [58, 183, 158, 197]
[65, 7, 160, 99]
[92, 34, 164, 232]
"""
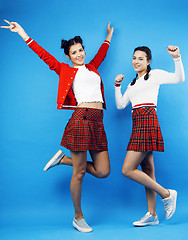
[127, 107, 164, 152]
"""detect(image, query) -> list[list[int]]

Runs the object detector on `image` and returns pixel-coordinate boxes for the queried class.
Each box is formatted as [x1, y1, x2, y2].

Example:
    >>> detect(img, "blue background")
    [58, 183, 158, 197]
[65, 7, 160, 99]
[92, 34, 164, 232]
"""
[1, 0, 188, 239]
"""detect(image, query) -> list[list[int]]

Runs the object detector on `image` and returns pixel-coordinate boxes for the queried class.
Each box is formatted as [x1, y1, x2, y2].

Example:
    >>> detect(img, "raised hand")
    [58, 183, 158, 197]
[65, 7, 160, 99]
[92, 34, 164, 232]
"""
[107, 22, 114, 36]
[115, 74, 124, 85]
[0, 19, 29, 40]
[167, 45, 180, 59]
[1, 20, 21, 32]
[106, 21, 114, 42]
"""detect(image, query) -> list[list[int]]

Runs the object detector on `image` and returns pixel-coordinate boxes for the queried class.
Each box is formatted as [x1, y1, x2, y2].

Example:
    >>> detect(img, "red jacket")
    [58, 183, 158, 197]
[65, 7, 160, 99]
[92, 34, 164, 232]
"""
[26, 38, 110, 110]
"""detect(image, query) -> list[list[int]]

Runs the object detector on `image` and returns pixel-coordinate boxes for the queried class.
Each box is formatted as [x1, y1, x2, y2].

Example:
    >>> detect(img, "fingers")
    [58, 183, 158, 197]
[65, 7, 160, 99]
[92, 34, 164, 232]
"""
[0, 19, 14, 29]
[0, 19, 11, 29]
[0, 26, 10, 29]
[4, 19, 11, 25]
[167, 45, 178, 52]
[115, 74, 124, 84]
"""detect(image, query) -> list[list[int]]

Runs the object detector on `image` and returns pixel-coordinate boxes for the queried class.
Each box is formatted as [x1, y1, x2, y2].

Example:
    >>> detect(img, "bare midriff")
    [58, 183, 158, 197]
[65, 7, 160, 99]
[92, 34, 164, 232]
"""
[77, 102, 103, 110]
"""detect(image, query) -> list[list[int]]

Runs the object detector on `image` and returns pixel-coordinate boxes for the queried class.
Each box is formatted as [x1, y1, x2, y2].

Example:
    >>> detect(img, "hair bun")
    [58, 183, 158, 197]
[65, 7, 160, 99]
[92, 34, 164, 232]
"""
[74, 36, 82, 44]
[61, 39, 68, 49]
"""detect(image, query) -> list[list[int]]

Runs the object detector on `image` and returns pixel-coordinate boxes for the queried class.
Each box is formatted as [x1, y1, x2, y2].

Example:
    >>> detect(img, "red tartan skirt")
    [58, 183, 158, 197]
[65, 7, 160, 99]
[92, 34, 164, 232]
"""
[127, 107, 164, 152]
[61, 108, 108, 151]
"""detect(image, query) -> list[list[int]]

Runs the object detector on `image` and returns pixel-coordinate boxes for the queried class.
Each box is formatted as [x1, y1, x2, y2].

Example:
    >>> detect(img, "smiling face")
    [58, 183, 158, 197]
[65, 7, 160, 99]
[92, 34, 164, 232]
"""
[132, 50, 150, 77]
[66, 43, 85, 67]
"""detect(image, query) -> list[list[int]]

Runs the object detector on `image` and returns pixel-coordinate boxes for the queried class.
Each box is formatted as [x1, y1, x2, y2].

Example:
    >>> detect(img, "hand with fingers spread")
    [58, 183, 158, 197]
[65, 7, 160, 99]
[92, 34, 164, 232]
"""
[115, 74, 124, 85]
[0, 19, 29, 41]
[167, 45, 180, 59]
[106, 21, 114, 42]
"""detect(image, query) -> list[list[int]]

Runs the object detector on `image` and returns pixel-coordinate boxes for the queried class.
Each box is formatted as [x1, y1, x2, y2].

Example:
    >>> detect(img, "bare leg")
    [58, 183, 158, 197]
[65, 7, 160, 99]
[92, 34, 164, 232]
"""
[70, 151, 87, 221]
[141, 152, 157, 216]
[60, 150, 110, 178]
[88, 150, 110, 178]
[122, 151, 170, 199]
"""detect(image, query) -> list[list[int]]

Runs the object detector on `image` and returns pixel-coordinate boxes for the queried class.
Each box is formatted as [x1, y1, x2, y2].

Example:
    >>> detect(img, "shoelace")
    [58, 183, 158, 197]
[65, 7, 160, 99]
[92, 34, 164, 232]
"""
[163, 200, 172, 211]
[138, 212, 151, 221]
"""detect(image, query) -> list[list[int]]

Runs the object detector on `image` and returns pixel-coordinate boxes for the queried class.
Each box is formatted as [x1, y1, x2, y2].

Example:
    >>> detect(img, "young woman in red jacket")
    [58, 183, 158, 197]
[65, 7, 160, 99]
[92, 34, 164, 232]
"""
[1, 20, 113, 232]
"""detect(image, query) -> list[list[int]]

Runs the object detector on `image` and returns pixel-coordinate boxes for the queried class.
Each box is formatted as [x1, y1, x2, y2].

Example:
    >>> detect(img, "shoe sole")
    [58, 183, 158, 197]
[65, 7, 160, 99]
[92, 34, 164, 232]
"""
[166, 190, 177, 220]
[133, 221, 159, 227]
[43, 150, 64, 171]
[73, 221, 92, 233]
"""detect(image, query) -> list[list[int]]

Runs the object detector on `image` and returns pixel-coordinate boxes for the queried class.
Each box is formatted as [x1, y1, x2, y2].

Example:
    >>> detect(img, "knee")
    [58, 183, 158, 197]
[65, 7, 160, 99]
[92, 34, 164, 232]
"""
[122, 167, 132, 178]
[73, 168, 87, 182]
[96, 168, 110, 178]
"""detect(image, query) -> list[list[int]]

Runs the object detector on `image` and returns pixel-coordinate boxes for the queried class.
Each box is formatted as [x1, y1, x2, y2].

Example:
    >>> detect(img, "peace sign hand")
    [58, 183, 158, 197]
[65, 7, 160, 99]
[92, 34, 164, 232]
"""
[0, 19, 22, 32]
[1, 20, 29, 40]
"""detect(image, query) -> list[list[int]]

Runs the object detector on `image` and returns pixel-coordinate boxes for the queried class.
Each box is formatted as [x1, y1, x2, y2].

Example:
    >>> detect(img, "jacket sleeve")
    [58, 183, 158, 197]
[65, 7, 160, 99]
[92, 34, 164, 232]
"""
[25, 38, 61, 75]
[89, 40, 110, 69]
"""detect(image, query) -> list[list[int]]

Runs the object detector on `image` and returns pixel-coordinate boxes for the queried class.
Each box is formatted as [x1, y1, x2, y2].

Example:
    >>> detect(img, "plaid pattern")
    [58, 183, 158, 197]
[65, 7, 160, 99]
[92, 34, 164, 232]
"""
[127, 107, 164, 152]
[61, 108, 108, 151]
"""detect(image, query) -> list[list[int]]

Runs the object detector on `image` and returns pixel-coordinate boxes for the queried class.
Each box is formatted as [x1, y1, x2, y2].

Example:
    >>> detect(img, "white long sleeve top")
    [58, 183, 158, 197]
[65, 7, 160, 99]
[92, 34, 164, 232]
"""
[115, 57, 185, 109]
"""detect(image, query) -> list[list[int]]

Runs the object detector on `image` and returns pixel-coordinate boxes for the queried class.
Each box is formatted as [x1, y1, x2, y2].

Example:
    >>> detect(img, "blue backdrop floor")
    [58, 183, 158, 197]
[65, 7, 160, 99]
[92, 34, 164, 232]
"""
[1, 204, 188, 240]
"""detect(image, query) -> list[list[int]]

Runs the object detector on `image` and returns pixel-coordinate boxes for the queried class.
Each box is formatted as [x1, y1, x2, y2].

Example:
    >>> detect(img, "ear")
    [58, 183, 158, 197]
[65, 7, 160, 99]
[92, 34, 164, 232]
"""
[66, 55, 70, 60]
[147, 60, 151, 65]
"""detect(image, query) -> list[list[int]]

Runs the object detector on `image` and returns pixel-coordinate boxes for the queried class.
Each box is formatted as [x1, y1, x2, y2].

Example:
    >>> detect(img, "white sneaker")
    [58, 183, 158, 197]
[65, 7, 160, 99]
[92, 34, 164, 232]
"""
[162, 189, 177, 219]
[73, 218, 92, 233]
[43, 150, 65, 171]
[133, 212, 159, 226]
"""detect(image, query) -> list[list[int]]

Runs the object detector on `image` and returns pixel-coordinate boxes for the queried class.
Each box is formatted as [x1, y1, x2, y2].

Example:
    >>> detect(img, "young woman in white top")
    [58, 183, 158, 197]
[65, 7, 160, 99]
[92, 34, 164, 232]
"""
[1, 19, 114, 232]
[114, 45, 185, 226]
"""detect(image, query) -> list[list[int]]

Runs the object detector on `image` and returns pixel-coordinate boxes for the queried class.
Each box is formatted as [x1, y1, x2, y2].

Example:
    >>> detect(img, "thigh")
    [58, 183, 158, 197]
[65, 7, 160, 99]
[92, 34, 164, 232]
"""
[70, 151, 87, 174]
[123, 150, 149, 171]
[89, 150, 110, 171]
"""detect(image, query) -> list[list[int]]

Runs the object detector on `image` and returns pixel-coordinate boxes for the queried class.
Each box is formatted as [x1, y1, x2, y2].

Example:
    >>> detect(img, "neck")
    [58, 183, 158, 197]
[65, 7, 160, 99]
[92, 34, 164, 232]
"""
[137, 70, 147, 78]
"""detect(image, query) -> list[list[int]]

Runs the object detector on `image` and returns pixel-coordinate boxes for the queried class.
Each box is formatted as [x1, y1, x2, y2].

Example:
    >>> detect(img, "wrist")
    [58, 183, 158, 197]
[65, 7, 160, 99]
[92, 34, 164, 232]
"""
[114, 83, 121, 87]
[18, 29, 29, 41]
[173, 54, 181, 59]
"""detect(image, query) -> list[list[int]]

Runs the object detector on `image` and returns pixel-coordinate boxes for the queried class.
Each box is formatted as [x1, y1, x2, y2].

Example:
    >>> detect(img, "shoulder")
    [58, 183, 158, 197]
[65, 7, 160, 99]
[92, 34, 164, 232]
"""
[150, 69, 166, 77]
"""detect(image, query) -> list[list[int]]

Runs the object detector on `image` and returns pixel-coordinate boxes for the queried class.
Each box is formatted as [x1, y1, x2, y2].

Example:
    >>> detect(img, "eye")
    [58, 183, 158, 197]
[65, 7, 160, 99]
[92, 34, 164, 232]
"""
[79, 48, 84, 52]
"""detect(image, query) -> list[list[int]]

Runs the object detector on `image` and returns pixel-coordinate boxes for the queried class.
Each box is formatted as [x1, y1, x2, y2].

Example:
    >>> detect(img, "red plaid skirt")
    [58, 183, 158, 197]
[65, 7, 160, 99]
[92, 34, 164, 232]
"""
[61, 108, 108, 151]
[127, 107, 164, 152]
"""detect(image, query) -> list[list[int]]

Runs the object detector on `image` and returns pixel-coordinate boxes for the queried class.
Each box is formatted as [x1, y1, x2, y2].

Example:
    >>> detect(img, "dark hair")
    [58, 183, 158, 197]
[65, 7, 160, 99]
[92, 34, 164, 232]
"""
[130, 46, 152, 86]
[61, 36, 84, 56]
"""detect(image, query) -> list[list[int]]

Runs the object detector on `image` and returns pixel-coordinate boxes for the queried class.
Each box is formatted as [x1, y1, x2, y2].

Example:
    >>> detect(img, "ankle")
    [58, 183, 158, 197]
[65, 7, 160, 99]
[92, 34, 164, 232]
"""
[162, 189, 170, 199]
[149, 212, 157, 217]
[59, 155, 66, 165]
[75, 214, 84, 222]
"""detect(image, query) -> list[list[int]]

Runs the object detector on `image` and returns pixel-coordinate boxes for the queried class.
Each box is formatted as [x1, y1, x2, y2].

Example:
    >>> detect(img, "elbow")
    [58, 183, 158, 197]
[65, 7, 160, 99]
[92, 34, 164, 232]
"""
[182, 76, 185, 82]
[179, 76, 185, 83]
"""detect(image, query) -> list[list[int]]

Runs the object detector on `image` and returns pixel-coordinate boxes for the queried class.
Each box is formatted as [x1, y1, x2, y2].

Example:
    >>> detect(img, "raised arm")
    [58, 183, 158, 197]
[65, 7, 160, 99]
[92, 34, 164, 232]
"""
[89, 22, 114, 69]
[158, 46, 185, 85]
[105, 21, 114, 43]
[115, 74, 130, 109]
[1, 20, 61, 75]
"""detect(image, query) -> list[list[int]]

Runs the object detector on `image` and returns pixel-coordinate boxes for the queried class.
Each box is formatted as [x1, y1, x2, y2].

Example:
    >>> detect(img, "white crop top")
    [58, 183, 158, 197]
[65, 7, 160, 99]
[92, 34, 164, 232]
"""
[115, 57, 185, 109]
[72, 65, 104, 105]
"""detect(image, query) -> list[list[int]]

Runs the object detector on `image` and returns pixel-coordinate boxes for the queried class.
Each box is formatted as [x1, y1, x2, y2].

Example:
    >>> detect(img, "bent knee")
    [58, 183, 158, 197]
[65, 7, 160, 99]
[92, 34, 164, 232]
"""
[122, 167, 132, 178]
[97, 169, 110, 178]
